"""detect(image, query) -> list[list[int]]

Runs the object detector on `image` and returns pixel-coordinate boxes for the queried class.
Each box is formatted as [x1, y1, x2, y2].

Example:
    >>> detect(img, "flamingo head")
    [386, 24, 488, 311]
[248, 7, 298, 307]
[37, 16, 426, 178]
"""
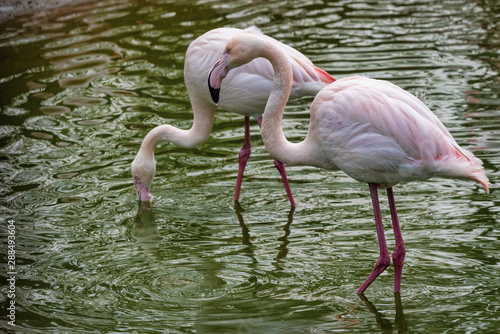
[208, 33, 263, 103]
[131, 151, 155, 202]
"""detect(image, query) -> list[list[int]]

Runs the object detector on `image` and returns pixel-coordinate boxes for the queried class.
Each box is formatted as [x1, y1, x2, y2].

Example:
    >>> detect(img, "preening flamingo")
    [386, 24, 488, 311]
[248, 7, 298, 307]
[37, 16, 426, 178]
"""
[131, 27, 335, 203]
[208, 32, 490, 293]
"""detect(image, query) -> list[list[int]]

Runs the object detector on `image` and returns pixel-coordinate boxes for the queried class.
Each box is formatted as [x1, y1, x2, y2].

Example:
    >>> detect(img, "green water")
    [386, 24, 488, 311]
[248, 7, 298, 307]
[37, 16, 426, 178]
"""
[1, 0, 499, 333]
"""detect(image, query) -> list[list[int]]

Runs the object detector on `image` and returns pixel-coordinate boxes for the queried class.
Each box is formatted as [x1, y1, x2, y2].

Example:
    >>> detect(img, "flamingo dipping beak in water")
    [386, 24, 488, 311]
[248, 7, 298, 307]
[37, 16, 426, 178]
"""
[131, 26, 334, 204]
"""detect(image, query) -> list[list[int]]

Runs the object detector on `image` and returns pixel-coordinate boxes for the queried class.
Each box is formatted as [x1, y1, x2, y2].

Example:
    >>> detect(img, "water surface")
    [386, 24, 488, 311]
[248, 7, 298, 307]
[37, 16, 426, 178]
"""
[1, 0, 499, 333]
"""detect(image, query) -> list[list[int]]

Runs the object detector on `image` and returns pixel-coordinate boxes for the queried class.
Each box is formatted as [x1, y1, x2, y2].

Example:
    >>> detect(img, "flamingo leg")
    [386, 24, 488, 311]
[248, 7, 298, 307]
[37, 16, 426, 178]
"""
[357, 183, 391, 294]
[257, 117, 296, 207]
[387, 187, 405, 292]
[234, 116, 252, 202]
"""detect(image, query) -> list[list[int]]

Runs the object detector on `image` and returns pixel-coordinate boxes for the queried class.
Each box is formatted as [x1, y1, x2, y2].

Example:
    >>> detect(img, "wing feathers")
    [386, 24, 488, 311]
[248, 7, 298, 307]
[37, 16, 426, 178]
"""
[313, 76, 489, 190]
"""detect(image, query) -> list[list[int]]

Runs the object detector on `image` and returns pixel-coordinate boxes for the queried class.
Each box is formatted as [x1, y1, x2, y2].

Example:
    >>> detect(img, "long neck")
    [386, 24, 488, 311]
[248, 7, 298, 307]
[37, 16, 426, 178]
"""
[139, 106, 215, 157]
[259, 42, 317, 166]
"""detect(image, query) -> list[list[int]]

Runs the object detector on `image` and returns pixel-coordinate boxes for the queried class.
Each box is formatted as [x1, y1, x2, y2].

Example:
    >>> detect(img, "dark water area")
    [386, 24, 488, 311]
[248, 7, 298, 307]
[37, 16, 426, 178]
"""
[0, 0, 499, 332]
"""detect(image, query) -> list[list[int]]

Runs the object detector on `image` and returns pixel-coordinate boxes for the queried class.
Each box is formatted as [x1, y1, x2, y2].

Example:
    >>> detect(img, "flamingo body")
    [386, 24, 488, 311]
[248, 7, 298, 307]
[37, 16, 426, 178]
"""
[311, 77, 489, 189]
[131, 27, 334, 202]
[208, 32, 490, 293]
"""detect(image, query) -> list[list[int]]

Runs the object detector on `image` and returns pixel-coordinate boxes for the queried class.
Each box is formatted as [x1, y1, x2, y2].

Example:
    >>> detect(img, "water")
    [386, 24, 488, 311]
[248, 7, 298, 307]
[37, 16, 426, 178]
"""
[0, 0, 499, 332]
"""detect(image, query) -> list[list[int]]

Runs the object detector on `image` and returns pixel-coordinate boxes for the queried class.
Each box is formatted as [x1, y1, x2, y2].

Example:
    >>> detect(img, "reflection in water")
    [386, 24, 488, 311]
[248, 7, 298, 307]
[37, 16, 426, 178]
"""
[131, 201, 161, 257]
[194, 204, 312, 333]
[359, 292, 408, 334]
[234, 201, 294, 270]
[273, 206, 294, 270]
[234, 200, 252, 246]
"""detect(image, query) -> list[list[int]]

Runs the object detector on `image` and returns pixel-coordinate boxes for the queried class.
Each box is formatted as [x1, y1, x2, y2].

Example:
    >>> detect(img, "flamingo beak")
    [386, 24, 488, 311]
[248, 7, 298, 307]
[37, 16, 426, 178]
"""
[208, 54, 229, 103]
[135, 179, 153, 202]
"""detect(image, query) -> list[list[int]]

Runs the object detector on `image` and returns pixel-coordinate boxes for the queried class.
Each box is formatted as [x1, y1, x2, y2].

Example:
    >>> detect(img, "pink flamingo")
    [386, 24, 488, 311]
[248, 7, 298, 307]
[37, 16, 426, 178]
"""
[131, 27, 335, 204]
[208, 32, 490, 293]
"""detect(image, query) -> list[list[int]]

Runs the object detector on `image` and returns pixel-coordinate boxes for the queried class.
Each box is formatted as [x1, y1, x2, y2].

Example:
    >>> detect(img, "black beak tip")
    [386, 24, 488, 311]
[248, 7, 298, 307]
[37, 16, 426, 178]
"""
[209, 85, 220, 104]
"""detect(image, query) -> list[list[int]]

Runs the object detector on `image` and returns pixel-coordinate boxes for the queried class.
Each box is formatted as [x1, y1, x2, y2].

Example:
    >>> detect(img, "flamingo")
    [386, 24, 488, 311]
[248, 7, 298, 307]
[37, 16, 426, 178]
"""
[208, 32, 490, 293]
[131, 27, 335, 204]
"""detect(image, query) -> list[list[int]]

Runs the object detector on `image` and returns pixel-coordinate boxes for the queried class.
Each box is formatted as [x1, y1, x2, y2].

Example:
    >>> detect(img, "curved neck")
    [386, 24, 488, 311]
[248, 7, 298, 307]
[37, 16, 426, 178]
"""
[139, 106, 215, 157]
[258, 41, 318, 166]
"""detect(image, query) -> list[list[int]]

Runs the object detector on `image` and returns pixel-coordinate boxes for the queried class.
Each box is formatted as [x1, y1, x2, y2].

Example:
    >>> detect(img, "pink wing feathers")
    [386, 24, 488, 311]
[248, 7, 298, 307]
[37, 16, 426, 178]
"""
[313, 77, 489, 191]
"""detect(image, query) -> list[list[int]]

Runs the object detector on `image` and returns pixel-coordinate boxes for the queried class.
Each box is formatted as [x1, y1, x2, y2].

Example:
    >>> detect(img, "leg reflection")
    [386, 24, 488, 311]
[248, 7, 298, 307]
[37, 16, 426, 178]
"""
[273, 206, 294, 270]
[394, 292, 408, 333]
[358, 292, 408, 333]
[233, 202, 295, 269]
[234, 200, 251, 246]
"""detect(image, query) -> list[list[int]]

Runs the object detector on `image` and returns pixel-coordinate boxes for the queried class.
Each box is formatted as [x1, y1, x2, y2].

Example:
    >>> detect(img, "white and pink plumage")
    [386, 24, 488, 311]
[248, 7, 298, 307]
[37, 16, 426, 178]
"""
[131, 26, 334, 203]
[208, 32, 490, 293]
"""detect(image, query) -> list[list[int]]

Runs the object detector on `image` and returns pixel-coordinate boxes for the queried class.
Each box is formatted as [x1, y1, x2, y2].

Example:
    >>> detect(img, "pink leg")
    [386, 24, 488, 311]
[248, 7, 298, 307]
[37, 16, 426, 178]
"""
[234, 116, 252, 202]
[274, 160, 296, 207]
[257, 117, 296, 207]
[357, 183, 391, 294]
[387, 187, 405, 292]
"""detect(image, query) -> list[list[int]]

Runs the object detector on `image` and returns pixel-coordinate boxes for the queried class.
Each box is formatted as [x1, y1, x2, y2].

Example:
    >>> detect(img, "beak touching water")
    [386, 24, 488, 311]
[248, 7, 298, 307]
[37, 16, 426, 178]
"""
[135, 178, 153, 202]
[208, 53, 229, 104]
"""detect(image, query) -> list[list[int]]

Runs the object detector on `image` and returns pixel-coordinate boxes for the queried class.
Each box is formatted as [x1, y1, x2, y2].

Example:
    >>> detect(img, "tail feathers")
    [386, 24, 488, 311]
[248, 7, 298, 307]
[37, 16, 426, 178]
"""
[314, 66, 336, 84]
[455, 144, 490, 193]
[287, 51, 335, 84]
[436, 150, 490, 194]
[465, 163, 491, 194]
[473, 173, 491, 194]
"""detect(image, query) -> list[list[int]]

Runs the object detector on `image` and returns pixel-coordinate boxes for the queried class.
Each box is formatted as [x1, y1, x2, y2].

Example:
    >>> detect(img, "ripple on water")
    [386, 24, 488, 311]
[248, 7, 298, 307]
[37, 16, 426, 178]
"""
[39, 105, 71, 115]
[63, 96, 107, 106]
